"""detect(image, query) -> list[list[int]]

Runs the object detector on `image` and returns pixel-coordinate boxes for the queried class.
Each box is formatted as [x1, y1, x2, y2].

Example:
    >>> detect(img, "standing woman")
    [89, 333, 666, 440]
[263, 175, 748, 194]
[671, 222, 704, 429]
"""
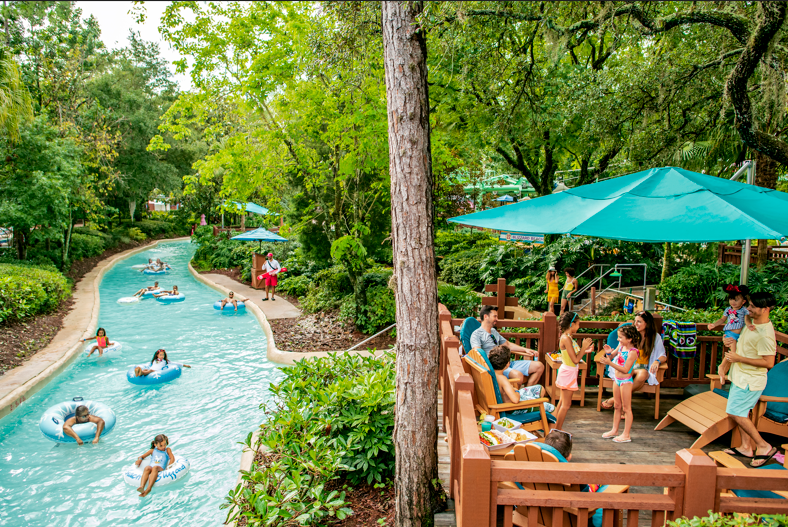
[545, 266, 560, 315]
[559, 267, 578, 315]
[601, 310, 667, 410]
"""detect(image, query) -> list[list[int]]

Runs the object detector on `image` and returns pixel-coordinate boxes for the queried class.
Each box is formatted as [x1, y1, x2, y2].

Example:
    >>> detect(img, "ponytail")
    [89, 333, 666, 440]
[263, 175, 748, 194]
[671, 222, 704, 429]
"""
[151, 433, 169, 449]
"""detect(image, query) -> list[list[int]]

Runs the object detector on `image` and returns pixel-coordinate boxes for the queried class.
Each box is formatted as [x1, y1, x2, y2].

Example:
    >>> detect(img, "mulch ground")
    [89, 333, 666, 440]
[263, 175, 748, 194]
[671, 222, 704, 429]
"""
[0, 238, 166, 375]
[269, 311, 396, 353]
[325, 478, 394, 526]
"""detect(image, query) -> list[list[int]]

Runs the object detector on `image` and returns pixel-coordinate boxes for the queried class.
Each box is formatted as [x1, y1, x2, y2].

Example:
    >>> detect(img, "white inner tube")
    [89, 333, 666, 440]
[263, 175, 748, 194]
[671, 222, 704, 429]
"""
[122, 456, 190, 487]
[84, 341, 122, 356]
[118, 297, 140, 304]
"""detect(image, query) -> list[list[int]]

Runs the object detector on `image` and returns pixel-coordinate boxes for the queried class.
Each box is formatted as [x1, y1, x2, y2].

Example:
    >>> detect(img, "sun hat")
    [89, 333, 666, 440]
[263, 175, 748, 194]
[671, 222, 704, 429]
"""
[548, 266, 556, 271]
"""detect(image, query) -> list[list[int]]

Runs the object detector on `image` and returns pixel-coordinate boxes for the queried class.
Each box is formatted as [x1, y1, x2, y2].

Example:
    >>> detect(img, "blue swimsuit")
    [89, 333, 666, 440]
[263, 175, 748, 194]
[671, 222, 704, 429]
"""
[150, 447, 169, 470]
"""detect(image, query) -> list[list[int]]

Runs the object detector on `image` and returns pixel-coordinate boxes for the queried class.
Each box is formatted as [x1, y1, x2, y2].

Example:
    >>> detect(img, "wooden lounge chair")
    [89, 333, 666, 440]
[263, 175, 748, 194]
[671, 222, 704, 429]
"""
[464, 348, 553, 436]
[709, 448, 788, 516]
[500, 442, 629, 527]
[595, 323, 668, 420]
[656, 360, 788, 449]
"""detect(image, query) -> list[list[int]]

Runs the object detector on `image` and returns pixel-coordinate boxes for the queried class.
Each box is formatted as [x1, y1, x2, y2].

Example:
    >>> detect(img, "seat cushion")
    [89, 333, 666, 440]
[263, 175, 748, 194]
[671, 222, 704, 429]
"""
[763, 360, 788, 418]
[459, 317, 481, 354]
[502, 410, 557, 424]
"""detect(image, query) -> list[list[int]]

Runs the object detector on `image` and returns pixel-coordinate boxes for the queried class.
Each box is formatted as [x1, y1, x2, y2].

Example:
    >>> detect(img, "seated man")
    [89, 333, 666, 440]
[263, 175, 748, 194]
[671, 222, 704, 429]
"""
[470, 305, 544, 387]
[219, 291, 248, 311]
[63, 405, 105, 446]
[133, 281, 160, 297]
[154, 285, 179, 298]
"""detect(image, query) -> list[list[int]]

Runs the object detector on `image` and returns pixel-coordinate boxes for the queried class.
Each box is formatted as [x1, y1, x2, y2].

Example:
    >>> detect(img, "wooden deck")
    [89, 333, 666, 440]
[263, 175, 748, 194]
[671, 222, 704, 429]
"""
[440, 387, 786, 527]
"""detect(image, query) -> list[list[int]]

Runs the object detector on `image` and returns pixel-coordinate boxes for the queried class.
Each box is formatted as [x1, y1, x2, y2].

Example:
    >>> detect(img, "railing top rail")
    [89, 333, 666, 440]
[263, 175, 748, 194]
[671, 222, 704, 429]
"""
[496, 489, 676, 511]
[717, 467, 788, 490]
[490, 460, 685, 486]
[449, 318, 543, 329]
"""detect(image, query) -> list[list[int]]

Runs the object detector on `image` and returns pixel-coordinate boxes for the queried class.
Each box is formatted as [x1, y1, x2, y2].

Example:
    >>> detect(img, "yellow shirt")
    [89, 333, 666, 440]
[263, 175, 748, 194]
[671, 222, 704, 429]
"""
[560, 337, 579, 368]
[729, 321, 776, 391]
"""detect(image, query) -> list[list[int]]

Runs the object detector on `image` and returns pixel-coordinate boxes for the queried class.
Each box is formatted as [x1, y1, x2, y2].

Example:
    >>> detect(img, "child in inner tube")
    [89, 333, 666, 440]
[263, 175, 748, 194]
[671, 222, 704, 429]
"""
[135, 434, 175, 497]
[153, 285, 179, 298]
[133, 281, 160, 297]
[63, 405, 105, 445]
[134, 349, 191, 377]
[154, 258, 171, 271]
[82, 328, 112, 357]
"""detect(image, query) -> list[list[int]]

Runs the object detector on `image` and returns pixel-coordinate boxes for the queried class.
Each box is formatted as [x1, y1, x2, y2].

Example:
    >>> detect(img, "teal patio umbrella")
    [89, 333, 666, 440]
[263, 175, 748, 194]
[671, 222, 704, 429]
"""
[230, 227, 288, 251]
[448, 167, 788, 243]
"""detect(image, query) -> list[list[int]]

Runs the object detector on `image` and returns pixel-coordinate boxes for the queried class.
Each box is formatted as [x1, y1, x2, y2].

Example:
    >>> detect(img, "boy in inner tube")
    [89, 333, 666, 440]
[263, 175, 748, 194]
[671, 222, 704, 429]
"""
[63, 405, 105, 446]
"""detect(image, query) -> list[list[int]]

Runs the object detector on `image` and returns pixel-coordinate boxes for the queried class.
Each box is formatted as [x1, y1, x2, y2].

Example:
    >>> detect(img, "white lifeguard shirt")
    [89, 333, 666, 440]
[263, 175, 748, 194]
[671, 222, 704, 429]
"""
[263, 259, 281, 275]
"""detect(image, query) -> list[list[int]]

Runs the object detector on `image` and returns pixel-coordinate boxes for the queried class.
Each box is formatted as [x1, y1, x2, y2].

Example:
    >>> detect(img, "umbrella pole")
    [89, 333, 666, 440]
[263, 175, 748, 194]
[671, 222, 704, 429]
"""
[740, 159, 756, 285]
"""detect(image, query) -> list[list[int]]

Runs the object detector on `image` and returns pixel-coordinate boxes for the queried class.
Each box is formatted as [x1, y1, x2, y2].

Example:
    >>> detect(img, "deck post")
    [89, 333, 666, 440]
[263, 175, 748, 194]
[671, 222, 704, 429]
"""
[675, 449, 717, 520]
[456, 389, 491, 527]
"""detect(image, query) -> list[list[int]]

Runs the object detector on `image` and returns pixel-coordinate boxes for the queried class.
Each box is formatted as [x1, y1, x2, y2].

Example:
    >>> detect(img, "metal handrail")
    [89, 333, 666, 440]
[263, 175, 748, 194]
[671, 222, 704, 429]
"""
[573, 265, 613, 299]
[575, 286, 687, 313]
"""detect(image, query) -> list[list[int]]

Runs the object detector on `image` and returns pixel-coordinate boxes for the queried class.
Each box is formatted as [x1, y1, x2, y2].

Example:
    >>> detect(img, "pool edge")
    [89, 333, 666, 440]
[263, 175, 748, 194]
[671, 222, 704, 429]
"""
[187, 262, 381, 366]
[0, 237, 191, 420]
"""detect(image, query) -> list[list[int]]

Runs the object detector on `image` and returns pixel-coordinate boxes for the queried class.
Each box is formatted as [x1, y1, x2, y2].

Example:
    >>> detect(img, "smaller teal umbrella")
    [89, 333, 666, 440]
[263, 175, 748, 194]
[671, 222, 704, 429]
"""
[230, 227, 288, 251]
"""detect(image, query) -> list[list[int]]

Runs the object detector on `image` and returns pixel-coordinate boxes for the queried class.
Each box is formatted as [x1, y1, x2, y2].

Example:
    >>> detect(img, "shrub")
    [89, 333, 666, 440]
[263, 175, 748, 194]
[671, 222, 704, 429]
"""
[126, 227, 146, 242]
[438, 283, 480, 319]
[667, 512, 787, 526]
[222, 353, 395, 525]
[301, 266, 353, 313]
[440, 249, 486, 289]
[278, 275, 312, 297]
[355, 285, 396, 334]
[434, 229, 499, 258]
[68, 233, 106, 260]
[134, 219, 174, 237]
[0, 264, 71, 323]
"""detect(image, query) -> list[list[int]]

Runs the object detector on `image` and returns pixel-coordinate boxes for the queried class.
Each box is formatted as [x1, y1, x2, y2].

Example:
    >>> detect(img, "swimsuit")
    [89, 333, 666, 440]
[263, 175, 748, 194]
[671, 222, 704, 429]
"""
[613, 346, 638, 386]
[561, 281, 575, 300]
[96, 336, 108, 347]
[150, 447, 169, 469]
[547, 278, 559, 303]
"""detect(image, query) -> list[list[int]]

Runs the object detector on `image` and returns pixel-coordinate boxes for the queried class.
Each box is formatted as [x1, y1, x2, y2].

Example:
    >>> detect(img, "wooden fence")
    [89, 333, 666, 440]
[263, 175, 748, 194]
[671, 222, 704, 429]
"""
[439, 304, 788, 526]
[718, 243, 788, 265]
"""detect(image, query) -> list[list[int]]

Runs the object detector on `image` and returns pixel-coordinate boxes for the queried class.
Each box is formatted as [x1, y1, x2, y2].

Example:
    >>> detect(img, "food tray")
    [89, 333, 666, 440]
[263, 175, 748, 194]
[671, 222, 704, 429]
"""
[479, 429, 515, 452]
[492, 417, 522, 430]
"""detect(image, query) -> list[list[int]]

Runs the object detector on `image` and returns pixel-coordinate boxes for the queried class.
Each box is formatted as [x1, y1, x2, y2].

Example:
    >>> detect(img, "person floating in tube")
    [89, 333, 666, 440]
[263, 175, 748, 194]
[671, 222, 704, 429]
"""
[261, 252, 280, 301]
[63, 405, 105, 445]
[219, 291, 248, 311]
[153, 285, 179, 298]
[133, 281, 160, 298]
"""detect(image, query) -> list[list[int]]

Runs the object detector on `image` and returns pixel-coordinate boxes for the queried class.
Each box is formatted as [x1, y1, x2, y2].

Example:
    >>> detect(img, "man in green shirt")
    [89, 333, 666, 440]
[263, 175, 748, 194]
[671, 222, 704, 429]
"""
[721, 292, 778, 467]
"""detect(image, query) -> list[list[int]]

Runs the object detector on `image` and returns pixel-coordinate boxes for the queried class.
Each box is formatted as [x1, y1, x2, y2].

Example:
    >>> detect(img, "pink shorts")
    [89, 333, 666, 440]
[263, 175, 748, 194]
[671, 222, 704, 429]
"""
[265, 274, 278, 287]
[555, 364, 579, 391]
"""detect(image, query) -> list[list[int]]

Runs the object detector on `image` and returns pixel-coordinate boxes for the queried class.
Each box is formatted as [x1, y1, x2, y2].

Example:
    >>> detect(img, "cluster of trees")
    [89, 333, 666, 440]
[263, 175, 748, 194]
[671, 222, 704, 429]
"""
[0, 2, 196, 265]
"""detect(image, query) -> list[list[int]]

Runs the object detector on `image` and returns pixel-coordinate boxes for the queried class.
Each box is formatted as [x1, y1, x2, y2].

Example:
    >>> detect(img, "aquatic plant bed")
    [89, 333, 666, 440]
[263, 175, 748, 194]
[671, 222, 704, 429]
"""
[268, 311, 395, 353]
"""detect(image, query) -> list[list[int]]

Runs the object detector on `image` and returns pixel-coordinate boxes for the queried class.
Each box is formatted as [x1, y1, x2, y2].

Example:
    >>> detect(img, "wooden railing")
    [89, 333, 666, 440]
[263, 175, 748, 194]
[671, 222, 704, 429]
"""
[438, 304, 788, 526]
[718, 243, 788, 265]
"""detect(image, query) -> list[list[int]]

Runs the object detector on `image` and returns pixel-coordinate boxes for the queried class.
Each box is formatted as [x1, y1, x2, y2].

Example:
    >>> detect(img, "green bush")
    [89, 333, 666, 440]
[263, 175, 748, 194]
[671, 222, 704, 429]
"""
[438, 283, 480, 319]
[68, 233, 106, 260]
[667, 512, 787, 526]
[126, 227, 146, 242]
[222, 353, 395, 525]
[355, 285, 396, 334]
[278, 275, 312, 297]
[434, 229, 499, 258]
[0, 264, 71, 323]
[134, 219, 174, 238]
[440, 249, 486, 289]
[301, 266, 353, 313]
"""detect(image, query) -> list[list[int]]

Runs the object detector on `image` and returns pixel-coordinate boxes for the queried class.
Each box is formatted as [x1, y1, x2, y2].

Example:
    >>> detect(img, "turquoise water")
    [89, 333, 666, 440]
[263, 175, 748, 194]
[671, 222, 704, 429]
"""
[0, 240, 281, 526]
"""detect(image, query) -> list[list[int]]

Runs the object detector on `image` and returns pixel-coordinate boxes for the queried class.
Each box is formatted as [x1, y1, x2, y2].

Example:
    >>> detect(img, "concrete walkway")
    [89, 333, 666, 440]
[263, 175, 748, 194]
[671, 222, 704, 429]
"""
[202, 273, 301, 320]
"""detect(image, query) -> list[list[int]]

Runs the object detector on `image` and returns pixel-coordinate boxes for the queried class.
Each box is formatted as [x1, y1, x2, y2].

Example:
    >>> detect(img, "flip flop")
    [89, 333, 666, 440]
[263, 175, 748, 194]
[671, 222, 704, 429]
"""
[601, 399, 615, 410]
[602, 431, 617, 439]
[612, 437, 632, 443]
[723, 447, 754, 458]
[751, 446, 778, 467]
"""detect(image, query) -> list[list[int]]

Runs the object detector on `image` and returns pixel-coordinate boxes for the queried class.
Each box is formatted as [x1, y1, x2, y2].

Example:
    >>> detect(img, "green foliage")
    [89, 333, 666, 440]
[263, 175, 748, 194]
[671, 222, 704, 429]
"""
[68, 233, 106, 261]
[223, 353, 395, 525]
[0, 264, 71, 323]
[667, 512, 788, 527]
[300, 266, 353, 313]
[278, 275, 312, 298]
[355, 285, 396, 334]
[438, 284, 480, 319]
[434, 230, 499, 258]
[126, 228, 146, 242]
[440, 249, 486, 289]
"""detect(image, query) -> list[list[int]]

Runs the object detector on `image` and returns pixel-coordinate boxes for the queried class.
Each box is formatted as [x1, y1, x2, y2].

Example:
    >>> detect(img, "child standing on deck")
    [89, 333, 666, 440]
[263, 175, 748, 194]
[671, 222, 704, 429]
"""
[554, 312, 594, 430]
[600, 325, 641, 443]
[712, 284, 754, 384]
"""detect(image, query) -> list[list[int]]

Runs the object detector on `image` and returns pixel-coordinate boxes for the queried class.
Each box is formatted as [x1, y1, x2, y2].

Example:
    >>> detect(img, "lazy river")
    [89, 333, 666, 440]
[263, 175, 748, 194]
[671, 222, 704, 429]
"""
[0, 240, 280, 526]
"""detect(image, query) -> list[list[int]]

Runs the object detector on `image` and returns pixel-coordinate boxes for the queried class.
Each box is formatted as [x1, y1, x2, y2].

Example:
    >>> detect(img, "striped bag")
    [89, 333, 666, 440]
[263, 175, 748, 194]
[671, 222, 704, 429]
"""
[662, 320, 697, 359]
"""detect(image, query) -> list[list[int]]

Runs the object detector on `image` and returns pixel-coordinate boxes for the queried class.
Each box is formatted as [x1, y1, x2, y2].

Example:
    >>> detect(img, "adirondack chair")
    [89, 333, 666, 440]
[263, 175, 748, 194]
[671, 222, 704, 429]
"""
[459, 317, 480, 355]
[500, 442, 630, 527]
[656, 360, 788, 449]
[709, 448, 788, 502]
[595, 323, 668, 420]
[464, 348, 554, 436]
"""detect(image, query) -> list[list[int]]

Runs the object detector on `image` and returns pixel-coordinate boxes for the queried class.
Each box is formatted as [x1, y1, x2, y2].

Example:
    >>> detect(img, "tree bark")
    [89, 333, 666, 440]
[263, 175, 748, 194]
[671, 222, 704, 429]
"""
[661, 242, 672, 283]
[754, 150, 779, 268]
[381, 2, 440, 526]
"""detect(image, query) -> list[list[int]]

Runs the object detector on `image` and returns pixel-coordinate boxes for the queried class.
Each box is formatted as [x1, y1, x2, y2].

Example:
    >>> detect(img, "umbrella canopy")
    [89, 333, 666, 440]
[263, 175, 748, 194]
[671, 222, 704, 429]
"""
[449, 167, 788, 243]
[230, 227, 288, 243]
[495, 195, 515, 202]
[230, 201, 271, 215]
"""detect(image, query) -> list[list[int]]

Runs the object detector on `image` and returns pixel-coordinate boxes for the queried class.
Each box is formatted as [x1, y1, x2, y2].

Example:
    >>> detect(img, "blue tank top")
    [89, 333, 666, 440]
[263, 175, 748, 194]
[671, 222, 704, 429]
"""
[150, 448, 169, 469]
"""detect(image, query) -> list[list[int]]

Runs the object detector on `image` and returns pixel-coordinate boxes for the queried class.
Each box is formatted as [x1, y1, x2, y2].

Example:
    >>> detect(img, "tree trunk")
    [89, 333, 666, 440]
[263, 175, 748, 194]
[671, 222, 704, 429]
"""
[15, 227, 27, 260]
[661, 242, 672, 283]
[62, 210, 73, 270]
[754, 150, 778, 269]
[382, 2, 440, 526]
[129, 199, 137, 223]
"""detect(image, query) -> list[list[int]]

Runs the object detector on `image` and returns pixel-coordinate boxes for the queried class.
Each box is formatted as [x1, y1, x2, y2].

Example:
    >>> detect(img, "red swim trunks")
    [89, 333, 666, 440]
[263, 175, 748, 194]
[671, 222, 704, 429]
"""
[265, 274, 278, 287]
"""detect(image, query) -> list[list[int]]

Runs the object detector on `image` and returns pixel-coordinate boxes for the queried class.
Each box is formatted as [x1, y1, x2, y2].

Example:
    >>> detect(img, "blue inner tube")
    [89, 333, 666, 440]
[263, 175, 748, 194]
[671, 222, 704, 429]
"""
[142, 289, 162, 297]
[143, 269, 168, 275]
[39, 399, 116, 443]
[213, 301, 246, 311]
[156, 293, 185, 303]
[127, 362, 182, 385]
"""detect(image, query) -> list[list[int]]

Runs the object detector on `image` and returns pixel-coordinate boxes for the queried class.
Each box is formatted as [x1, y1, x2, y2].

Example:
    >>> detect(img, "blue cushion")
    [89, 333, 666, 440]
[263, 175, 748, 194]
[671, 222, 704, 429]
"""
[459, 317, 481, 354]
[732, 464, 786, 499]
[765, 409, 788, 424]
[502, 409, 557, 424]
[763, 360, 788, 418]
[606, 323, 631, 349]
[713, 388, 730, 399]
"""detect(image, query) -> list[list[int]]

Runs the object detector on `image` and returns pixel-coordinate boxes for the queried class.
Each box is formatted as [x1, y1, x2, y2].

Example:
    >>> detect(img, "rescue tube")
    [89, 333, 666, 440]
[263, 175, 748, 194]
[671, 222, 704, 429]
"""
[143, 269, 167, 275]
[85, 341, 122, 355]
[126, 362, 182, 385]
[156, 293, 185, 303]
[122, 456, 190, 487]
[213, 301, 246, 311]
[118, 297, 140, 304]
[142, 289, 162, 297]
[39, 398, 116, 443]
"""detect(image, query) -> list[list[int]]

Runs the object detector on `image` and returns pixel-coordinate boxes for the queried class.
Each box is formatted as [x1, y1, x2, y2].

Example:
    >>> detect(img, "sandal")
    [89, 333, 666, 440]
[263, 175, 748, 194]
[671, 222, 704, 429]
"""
[751, 446, 778, 467]
[602, 431, 617, 439]
[612, 436, 632, 443]
[723, 447, 754, 458]
[601, 398, 615, 410]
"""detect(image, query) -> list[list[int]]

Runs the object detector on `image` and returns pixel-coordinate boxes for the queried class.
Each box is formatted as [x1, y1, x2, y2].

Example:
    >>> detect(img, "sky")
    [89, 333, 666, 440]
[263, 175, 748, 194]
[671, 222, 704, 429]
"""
[75, 1, 192, 91]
